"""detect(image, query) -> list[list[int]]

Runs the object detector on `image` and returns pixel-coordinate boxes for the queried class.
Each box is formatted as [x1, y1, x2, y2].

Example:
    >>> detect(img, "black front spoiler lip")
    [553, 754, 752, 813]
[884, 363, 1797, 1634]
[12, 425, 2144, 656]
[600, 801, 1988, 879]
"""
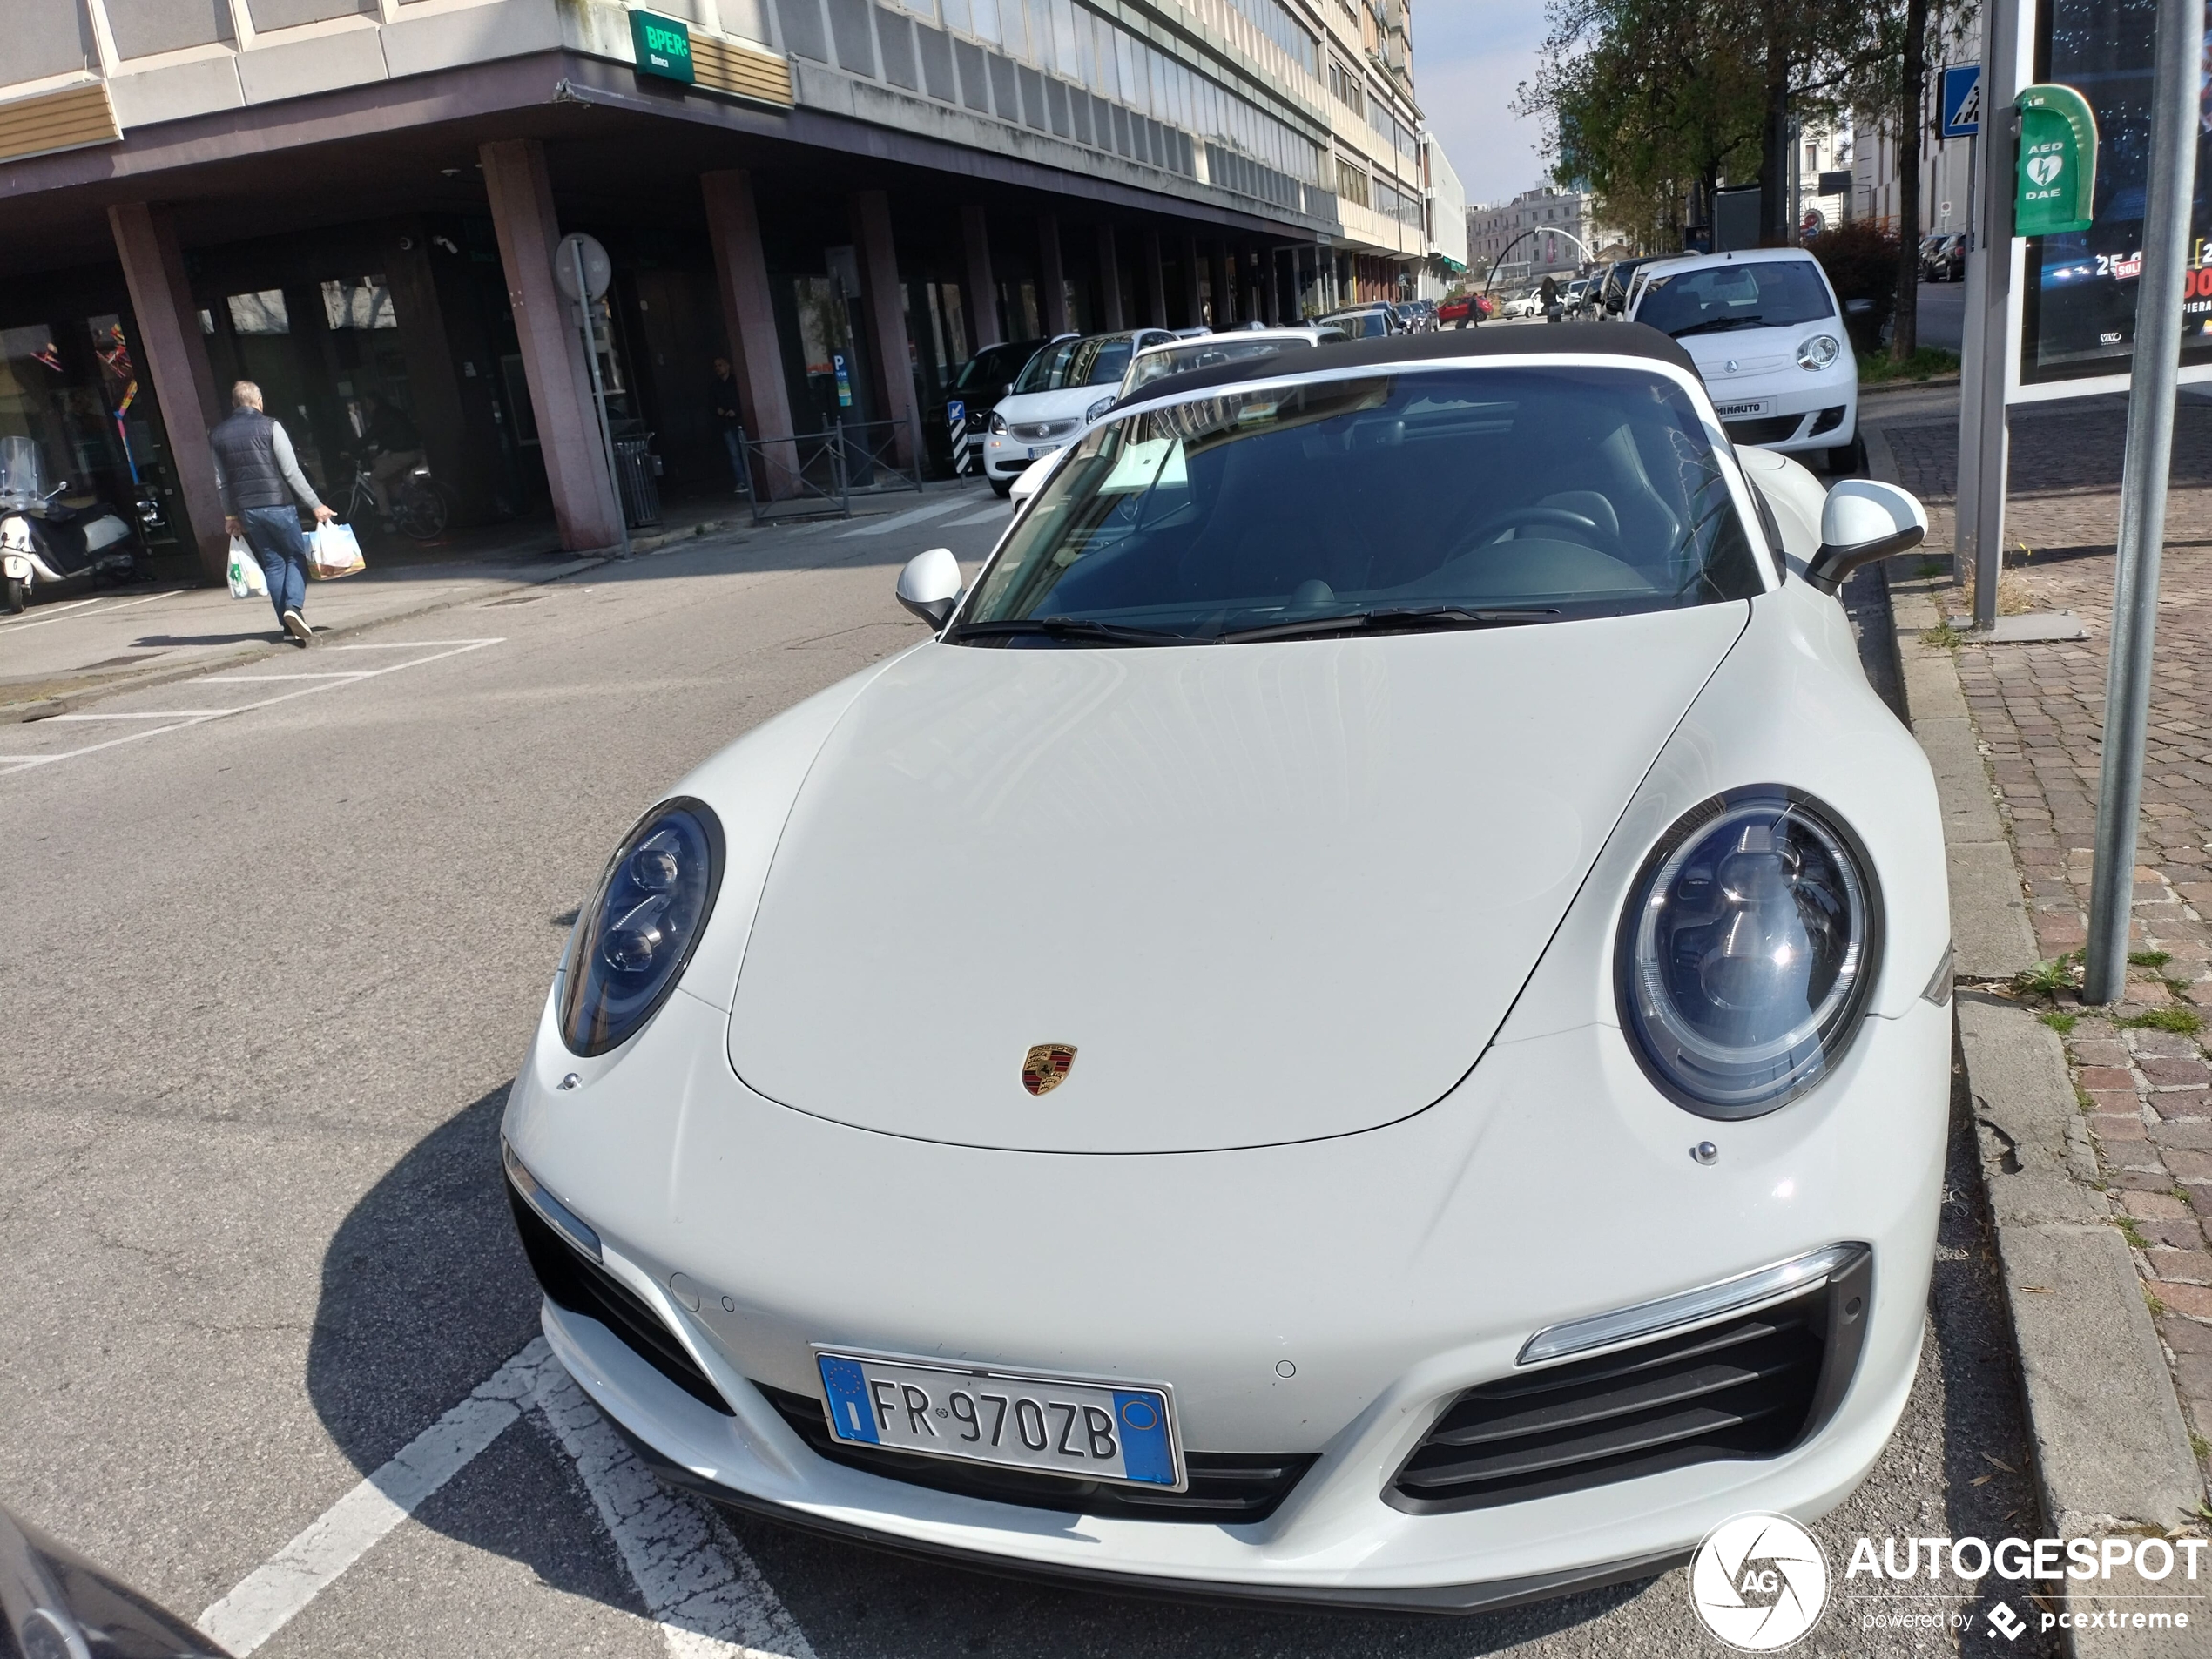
[607, 1413, 1685, 1617]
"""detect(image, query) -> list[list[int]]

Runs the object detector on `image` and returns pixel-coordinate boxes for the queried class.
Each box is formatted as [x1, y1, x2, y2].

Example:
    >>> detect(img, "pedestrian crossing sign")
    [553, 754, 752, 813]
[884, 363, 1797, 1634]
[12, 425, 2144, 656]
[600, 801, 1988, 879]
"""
[1940, 64, 1981, 138]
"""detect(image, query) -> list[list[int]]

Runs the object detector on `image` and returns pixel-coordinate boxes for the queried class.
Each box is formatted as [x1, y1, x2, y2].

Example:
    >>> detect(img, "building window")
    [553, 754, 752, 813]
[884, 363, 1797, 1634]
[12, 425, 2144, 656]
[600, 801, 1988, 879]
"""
[226, 292, 289, 335]
[1336, 157, 1370, 207]
[1328, 59, 1363, 118]
[320, 278, 398, 331]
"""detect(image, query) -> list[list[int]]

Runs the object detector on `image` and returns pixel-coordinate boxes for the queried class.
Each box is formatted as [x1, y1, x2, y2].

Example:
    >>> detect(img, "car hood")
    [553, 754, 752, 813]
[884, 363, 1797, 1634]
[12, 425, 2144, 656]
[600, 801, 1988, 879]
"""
[725, 605, 1749, 1152]
[993, 386, 1110, 425]
[1671, 324, 1836, 381]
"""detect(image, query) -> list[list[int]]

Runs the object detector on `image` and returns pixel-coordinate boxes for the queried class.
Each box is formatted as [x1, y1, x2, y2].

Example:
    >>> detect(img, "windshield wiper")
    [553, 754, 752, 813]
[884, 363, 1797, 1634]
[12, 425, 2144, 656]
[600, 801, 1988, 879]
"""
[1669, 317, 1775, 337]
[944, 616, 1193, 646]
[1213, 604, 1560, 644]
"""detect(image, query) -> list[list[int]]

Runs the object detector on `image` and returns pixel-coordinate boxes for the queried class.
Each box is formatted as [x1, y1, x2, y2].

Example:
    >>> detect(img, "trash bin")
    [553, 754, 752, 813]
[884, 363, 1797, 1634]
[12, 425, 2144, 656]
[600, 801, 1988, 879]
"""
[613, 435, 661, 528]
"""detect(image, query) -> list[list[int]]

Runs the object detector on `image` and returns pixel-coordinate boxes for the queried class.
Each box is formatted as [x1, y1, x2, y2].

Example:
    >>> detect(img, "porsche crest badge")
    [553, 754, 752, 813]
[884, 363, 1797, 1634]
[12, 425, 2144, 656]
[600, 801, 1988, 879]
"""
[1021, 1043, 1076, 1096]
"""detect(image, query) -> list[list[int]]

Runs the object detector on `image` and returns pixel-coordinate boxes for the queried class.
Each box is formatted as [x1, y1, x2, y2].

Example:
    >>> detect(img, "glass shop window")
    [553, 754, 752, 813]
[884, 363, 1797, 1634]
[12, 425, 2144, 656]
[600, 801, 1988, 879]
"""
[321, 276, 399, 331]
[226, 291, 290, 334]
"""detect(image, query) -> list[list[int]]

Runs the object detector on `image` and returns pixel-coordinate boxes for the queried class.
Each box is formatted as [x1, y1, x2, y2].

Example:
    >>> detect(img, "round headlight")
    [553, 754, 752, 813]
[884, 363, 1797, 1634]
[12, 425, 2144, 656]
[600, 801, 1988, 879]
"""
[559, 798, 724, 1056]
[1615, 789, 1881, 1117]
[1085, 396, 1115, 425]
[1797, 334, 1841, 370]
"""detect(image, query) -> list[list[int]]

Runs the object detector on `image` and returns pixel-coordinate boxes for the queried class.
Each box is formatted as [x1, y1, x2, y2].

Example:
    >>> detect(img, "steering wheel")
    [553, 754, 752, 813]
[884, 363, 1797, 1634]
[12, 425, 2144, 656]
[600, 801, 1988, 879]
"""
[1449, 505, 1610, 563]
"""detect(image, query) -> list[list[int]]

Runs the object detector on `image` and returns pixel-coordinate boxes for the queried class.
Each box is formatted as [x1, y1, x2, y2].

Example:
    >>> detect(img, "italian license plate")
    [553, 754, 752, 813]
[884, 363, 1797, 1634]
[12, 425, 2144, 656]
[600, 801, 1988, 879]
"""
[1713, 397, 1774, 420]
[813, 1349, 1184, 1489]
[1028, 443, 1059, 461]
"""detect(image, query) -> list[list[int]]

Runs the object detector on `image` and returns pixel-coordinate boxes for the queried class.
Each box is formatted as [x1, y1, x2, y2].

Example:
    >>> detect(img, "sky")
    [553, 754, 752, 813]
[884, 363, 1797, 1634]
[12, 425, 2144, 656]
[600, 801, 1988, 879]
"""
[1415, 5, 1550, 208]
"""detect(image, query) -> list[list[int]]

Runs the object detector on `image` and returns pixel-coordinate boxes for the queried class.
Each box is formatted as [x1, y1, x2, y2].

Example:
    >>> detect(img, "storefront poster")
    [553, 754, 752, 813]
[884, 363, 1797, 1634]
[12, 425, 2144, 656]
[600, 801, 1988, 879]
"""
[2022, 0, 2212, 382]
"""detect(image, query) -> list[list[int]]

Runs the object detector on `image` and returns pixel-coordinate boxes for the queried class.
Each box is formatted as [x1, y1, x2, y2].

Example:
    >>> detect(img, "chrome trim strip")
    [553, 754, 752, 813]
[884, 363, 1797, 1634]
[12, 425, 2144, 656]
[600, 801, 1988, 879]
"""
[1517, 1243, 1866, 1366]
[502, 1138, 604, 1263]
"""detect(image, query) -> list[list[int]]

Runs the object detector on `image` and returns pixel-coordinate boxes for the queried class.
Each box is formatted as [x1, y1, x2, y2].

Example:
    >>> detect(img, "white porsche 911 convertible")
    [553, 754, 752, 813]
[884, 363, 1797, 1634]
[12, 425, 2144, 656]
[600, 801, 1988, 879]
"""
[501, 324, 1947, 1612]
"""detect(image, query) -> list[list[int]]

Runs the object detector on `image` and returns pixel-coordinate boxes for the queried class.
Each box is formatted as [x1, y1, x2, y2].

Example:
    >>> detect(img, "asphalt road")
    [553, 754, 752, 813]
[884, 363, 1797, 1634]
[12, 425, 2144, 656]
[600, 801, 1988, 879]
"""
[0, 484, 2053, 1657]
[1912, 280, 1967, 355]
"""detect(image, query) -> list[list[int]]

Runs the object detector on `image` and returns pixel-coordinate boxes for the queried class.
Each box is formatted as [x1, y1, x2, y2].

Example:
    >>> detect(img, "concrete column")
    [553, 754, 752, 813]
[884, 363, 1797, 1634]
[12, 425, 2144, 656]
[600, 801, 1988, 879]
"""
[849, 188, 918, 467]
[1037, 216, 1068, 335]
[107, 202, 227, 580]
[1181, 235, 1203, 328]
[703, 169, 798, 497]
[1210, 244, 1235, 326]
[961, 206, 1001, 349]
[479, 138, 623, 551]
[1141, 229, 1167, 327]
[1096, 225, 1125, 331]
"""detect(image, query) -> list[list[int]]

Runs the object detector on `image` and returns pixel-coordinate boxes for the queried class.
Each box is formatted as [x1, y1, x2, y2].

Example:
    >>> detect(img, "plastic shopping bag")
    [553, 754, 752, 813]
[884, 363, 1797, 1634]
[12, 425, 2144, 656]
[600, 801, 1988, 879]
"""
[307, 521, 366, 581]
[226, 536, 268, 600]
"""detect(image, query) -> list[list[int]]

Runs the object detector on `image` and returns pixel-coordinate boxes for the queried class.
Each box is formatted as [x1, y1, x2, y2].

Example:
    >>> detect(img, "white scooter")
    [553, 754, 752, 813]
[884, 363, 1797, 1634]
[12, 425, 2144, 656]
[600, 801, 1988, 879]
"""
[0, 436, 144, 614]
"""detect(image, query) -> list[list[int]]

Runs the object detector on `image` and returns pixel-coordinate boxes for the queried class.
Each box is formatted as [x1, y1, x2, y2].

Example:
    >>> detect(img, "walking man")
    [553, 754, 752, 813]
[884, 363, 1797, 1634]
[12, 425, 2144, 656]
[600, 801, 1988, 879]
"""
[209, 380, 334, 646]
[709, 357, 746, 496]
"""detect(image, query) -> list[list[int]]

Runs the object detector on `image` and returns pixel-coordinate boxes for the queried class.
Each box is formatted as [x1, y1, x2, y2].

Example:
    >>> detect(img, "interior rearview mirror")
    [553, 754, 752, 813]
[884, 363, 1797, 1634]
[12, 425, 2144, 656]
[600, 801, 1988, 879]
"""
[895, 546, 962, 629]
[1805, 479, 1928, 595]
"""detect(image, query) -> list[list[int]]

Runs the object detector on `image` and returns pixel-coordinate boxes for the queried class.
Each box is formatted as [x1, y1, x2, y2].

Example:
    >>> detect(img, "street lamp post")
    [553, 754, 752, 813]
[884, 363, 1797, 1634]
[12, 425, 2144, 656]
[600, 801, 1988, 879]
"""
[2083, 0, 2204, 1002]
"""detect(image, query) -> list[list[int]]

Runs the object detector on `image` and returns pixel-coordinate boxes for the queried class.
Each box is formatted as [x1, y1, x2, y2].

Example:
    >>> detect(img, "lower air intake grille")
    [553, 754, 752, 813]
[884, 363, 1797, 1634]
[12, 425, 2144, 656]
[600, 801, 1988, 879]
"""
[1810, 403, 1848, 435]
[756, 1383, 1313, 1523]
[1388, 1250, 1871, 1514]
[507, 1184, 733, 1416]
[1724, 414, 1807, 444]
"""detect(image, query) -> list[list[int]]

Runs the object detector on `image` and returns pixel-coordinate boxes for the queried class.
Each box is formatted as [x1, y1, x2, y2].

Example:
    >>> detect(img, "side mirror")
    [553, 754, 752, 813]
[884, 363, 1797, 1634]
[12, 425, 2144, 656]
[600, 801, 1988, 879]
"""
[1844, 296, 1875, 316]
[1001, 382, 1015, 397]
[1804, 479, 1927, 594]
[895, 546, 962, 629]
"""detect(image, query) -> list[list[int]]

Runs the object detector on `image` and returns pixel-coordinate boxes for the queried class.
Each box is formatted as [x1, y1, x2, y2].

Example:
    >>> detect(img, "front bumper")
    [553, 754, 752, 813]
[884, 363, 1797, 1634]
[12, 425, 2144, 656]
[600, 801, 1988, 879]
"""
[502, 978, 1946, 1605]
[1706, 366, 1858, 454]
[982, 433, 1068, 480]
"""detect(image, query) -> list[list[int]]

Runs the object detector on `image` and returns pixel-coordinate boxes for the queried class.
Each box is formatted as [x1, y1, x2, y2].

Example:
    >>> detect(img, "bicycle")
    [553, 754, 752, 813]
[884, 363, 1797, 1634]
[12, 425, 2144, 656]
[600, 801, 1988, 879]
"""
[339, 449, 451, 542]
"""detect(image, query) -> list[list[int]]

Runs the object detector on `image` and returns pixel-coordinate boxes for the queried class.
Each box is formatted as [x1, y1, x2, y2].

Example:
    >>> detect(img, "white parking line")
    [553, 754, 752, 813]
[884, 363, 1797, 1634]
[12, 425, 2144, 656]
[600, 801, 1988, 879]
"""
[944, 505, 1010, 527]
[0, 638, 500, 774]
[199, 671, 375, 683]
[198, 1340, 558, 1655]
[194, 1338, 813, 1659]
[45, 711, 238, 721]
[0, 595, 111, 632]
[836, 498, 967, 538]
[530, 1366, 817, 1658]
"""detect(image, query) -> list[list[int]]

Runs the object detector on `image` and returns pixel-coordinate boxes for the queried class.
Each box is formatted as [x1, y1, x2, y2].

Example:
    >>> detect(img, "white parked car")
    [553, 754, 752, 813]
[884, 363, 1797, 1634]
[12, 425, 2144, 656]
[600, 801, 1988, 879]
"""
[1115, 327, 1346, 401]
[981, 328, 1175, 497]
[503, 328, 1946, 1613]
[1500, 291, 1543, 319]
[1629, 247, 1863, 471]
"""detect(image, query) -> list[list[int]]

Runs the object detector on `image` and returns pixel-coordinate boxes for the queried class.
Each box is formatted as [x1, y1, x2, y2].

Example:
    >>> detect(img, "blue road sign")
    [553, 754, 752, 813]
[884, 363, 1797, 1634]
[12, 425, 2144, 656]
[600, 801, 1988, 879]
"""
[947, 400, 965, 424]
[1941, 64, 1982, 138]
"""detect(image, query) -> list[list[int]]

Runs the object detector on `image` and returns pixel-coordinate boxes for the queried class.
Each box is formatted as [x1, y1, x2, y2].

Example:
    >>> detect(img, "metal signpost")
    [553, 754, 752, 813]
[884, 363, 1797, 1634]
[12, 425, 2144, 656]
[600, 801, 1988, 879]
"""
[948, 399, 971, 474]
[1954, 4, 2017, 623]
[2085, 0, 2199, 1002]
[554, 231, 631, 560]
[1940, 64, 1980, 256]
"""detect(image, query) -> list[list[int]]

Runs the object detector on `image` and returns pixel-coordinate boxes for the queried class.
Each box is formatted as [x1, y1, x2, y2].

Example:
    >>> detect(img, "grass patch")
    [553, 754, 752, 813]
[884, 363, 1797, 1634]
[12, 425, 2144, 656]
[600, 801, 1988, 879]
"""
[2119, 1217, 2152, 1251]
[2013, 953, 2082, 997]
[2148, 1286, 2168, 1318]
[1922, 621, 1966, 650]
[2194, 1433, 2211, 1463]
[2133, 950, 2175, 969]
[2119, 1007, 2204, 1035]
[1916, 559, 1949, 579]
[1862, 346, 1962, 385]
[2041, 1010, 2079, 1036]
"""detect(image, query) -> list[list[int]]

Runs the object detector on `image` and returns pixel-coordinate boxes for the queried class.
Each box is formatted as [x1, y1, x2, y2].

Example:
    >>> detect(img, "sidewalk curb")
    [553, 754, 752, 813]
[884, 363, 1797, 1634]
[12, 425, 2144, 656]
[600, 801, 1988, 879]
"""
[1865, 417, 2207, 1649]
[0, 553, 612, 725]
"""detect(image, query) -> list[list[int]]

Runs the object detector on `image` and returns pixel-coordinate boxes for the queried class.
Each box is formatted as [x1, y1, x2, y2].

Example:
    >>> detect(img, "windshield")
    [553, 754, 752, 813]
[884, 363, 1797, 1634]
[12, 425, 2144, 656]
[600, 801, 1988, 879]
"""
[0, 435, 45, 502]
[1635, 260, 1836, 336]
[1123, 337, 1313, 394]
[1326, 311, 1391, 338]
[954, 365, 1763, 645]
[953, 341, 1037, 393]
[1013, 334, 1139, 394]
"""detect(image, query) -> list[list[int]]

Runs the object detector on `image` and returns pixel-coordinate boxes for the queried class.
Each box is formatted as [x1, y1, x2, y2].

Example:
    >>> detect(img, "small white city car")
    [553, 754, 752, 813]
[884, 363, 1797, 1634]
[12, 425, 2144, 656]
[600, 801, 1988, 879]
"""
[982, 329, 1175, 497]
[503, 325, 1948, 1613]
[1629, 247, 1863, 471]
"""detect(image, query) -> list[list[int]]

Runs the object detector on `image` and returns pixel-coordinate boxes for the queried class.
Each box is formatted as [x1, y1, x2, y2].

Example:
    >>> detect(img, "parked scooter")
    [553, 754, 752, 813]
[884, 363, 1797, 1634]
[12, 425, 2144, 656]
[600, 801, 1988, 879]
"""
[0, 436, 145, 614]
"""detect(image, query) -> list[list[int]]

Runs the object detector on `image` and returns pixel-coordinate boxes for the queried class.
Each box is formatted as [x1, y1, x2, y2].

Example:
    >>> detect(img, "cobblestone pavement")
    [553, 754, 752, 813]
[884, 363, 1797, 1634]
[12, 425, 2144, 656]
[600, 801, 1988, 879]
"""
[1883, 395, 2212, 1489]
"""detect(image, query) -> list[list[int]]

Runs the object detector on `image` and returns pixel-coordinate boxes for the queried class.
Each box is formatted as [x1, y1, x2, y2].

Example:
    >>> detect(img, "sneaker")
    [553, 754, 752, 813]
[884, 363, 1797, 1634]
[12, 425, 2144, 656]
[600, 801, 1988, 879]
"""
[280, 610, 314, 645]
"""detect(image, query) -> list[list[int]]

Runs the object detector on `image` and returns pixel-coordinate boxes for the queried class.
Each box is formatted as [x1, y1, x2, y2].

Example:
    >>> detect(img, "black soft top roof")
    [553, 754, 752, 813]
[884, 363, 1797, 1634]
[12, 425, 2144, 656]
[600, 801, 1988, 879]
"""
[1108, 320, 1697, 415]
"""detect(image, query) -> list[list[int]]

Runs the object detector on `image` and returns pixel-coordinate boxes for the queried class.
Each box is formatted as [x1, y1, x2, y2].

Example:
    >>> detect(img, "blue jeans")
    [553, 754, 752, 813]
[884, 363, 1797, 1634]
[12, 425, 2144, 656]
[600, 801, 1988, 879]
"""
[721, 428, 749, 495]
[239, 505, 308, 624]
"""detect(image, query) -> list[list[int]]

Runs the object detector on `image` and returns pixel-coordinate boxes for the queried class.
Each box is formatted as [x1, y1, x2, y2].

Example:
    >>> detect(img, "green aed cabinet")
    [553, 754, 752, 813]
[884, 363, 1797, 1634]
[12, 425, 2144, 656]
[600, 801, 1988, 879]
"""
[2014, 84, 2098, 236]
[630, 9, 696, 83]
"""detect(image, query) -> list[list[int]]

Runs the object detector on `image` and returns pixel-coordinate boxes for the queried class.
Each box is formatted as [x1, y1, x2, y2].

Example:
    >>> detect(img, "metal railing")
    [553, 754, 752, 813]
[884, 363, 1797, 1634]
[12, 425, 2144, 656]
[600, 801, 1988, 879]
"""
[735, 416, 924, 523]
